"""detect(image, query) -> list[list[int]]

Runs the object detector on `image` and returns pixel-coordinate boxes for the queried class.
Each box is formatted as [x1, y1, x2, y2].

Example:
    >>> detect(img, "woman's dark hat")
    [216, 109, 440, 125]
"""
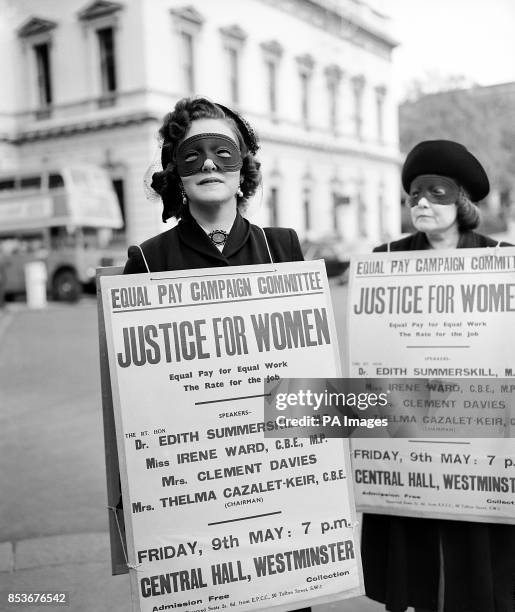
[402, 140, 489, 202]
[215, 103, 259, 155]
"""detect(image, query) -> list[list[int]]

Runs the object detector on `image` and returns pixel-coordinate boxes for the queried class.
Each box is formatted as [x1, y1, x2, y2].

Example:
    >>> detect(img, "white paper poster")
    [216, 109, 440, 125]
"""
[101, 260, 364, 612]
[347, 248, 515, 523]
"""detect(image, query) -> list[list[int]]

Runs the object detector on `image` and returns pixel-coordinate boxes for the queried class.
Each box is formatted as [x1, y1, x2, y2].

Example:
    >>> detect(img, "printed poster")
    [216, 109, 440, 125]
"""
[347, 248, 515, 523]
[101, 260, 364, 612]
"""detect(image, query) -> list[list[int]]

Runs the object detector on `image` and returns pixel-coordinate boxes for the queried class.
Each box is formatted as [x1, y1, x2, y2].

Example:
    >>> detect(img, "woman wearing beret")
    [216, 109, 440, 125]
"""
[124, 97, 310, 612]
[361, 140, 515, 612]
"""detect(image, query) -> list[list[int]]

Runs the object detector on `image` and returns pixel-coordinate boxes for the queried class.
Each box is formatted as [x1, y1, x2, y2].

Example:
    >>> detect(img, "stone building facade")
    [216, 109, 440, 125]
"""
[1, 0, 401, 246]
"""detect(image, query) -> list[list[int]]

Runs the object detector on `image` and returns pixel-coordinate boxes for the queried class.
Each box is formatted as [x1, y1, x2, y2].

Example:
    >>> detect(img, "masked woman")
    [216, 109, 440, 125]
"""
[124, 96, 303, 274]
[361, 140, 515, 612]
[124, 97, 310, 612]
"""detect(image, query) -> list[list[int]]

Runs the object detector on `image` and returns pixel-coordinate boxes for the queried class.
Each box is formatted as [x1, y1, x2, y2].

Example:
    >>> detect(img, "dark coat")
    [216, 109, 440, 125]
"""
[123, 210, 311, 612]
[362, 230, 515, 612]
[123, 209, 304, 273]
[373, 230, 511, 252]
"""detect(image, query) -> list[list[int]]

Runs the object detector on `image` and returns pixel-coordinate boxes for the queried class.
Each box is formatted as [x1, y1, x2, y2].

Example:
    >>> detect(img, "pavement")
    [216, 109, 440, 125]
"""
[0, 294, 390, 612]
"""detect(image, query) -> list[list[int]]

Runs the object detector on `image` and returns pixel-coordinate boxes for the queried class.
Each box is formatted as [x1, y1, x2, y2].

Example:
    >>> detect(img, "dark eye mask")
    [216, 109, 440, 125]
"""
[176, 133, 243, 176]
[407, 175, 460, 207]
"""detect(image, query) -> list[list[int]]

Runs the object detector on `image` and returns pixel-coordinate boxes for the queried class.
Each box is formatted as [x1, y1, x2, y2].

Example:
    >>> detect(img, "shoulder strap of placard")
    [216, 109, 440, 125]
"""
[260, 227, 275, 264]
[136, 245, 151, 273]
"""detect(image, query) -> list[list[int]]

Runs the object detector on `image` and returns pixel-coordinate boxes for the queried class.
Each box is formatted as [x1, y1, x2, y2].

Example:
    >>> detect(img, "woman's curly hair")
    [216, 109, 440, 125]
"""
[150, 97, 261, 222]
[407, 185, 480, 232]
[456, 187, 480, 231]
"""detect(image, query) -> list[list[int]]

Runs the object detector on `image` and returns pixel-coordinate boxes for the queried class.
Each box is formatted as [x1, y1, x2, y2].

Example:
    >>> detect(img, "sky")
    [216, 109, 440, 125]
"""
[379, 0, 515, 96]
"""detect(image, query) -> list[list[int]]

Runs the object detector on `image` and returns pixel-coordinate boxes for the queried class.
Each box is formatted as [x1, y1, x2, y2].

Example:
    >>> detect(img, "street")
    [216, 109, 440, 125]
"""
[0, 286, 387, 612]
[0, 301, 106, 543]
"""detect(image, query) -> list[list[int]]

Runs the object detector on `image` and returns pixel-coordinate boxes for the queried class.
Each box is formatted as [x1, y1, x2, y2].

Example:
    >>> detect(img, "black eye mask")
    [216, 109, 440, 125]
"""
[407, 175, 460, 207]
[176, 133, 243, 176]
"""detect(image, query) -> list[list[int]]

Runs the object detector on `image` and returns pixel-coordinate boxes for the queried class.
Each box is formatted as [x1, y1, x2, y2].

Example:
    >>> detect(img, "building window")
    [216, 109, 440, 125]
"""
[17, 16, 58, 119]
[268, 187, 279, 226]
[375, 85, 386, 144]
[170, 6, 204, 96]
[112, 178, 126, 240]
[220, 25, 246, 106]
[352, 75, 365, 140]
[266, 60, 277, 114]
[227, 47, 239, 104]
[302, 171, 313, 233]
[331, 187, 350, 234]
[112, 178, 126, 225]
[300, 73, 310, 125]
[97, 27, 117, 97]
[261, 40, 283, 118]
[180, 30, 195, 93]
[328, 81, 337, 131]
[357, 187, 367, 237]
[78, 1, 124, 107]
[34, 42, 53, 108]
[303, 188, 311, 232]
[296, 54, 315, 128]
[332, 192, 339, 233]
[325, 65, 343, 134]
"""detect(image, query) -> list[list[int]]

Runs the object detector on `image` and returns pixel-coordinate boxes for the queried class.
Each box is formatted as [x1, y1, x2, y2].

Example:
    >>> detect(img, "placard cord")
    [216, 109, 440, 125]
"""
[259, 227, 275, 263]
[107, 505, 143, 571]
[136, 245, 151, 273]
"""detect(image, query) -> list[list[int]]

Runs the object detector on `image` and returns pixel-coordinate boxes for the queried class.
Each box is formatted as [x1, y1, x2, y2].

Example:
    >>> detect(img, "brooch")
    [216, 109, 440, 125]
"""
[208, 229, 228, 246]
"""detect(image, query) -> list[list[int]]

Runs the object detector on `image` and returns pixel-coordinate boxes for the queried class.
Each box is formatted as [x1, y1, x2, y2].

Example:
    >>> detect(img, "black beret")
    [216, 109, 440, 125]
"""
[402, 140, 489, 202]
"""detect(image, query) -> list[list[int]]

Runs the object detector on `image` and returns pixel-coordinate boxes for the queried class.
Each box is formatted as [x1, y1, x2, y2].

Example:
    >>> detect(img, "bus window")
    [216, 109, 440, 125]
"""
[20, 176, 41, 190]
[83, 227, 99, 249]
[0, 237, 20, 255]
[50, 226, 78, 249]
[49, 174, 64, 189]
[0, 178, 15, 191]
[5, 233, 47, 254]
[25, 234, 46, 253]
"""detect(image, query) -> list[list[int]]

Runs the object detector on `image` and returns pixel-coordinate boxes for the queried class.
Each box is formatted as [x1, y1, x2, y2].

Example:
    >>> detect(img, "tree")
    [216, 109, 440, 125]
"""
[399, 78, 515, 231]
[400, 80, 515, 198]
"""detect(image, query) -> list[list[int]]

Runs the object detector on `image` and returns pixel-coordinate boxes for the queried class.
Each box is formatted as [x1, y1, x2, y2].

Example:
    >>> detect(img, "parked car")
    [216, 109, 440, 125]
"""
[301, 237, 350, 278]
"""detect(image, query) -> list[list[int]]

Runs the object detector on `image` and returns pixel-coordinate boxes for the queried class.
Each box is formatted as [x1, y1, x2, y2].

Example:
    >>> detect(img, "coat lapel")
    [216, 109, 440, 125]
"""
[174, 210, 261, 266]
[223, 212, 251, 258]
[176, 210, 229, 264]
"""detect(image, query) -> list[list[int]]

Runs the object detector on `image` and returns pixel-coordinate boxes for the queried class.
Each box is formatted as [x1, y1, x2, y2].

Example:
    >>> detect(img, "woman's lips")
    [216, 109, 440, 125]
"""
[198, 177, 223, 185]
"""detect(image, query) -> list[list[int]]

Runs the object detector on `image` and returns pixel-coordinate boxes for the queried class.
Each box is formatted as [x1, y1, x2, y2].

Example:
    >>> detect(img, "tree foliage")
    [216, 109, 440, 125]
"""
[400, 80, 515, 193]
